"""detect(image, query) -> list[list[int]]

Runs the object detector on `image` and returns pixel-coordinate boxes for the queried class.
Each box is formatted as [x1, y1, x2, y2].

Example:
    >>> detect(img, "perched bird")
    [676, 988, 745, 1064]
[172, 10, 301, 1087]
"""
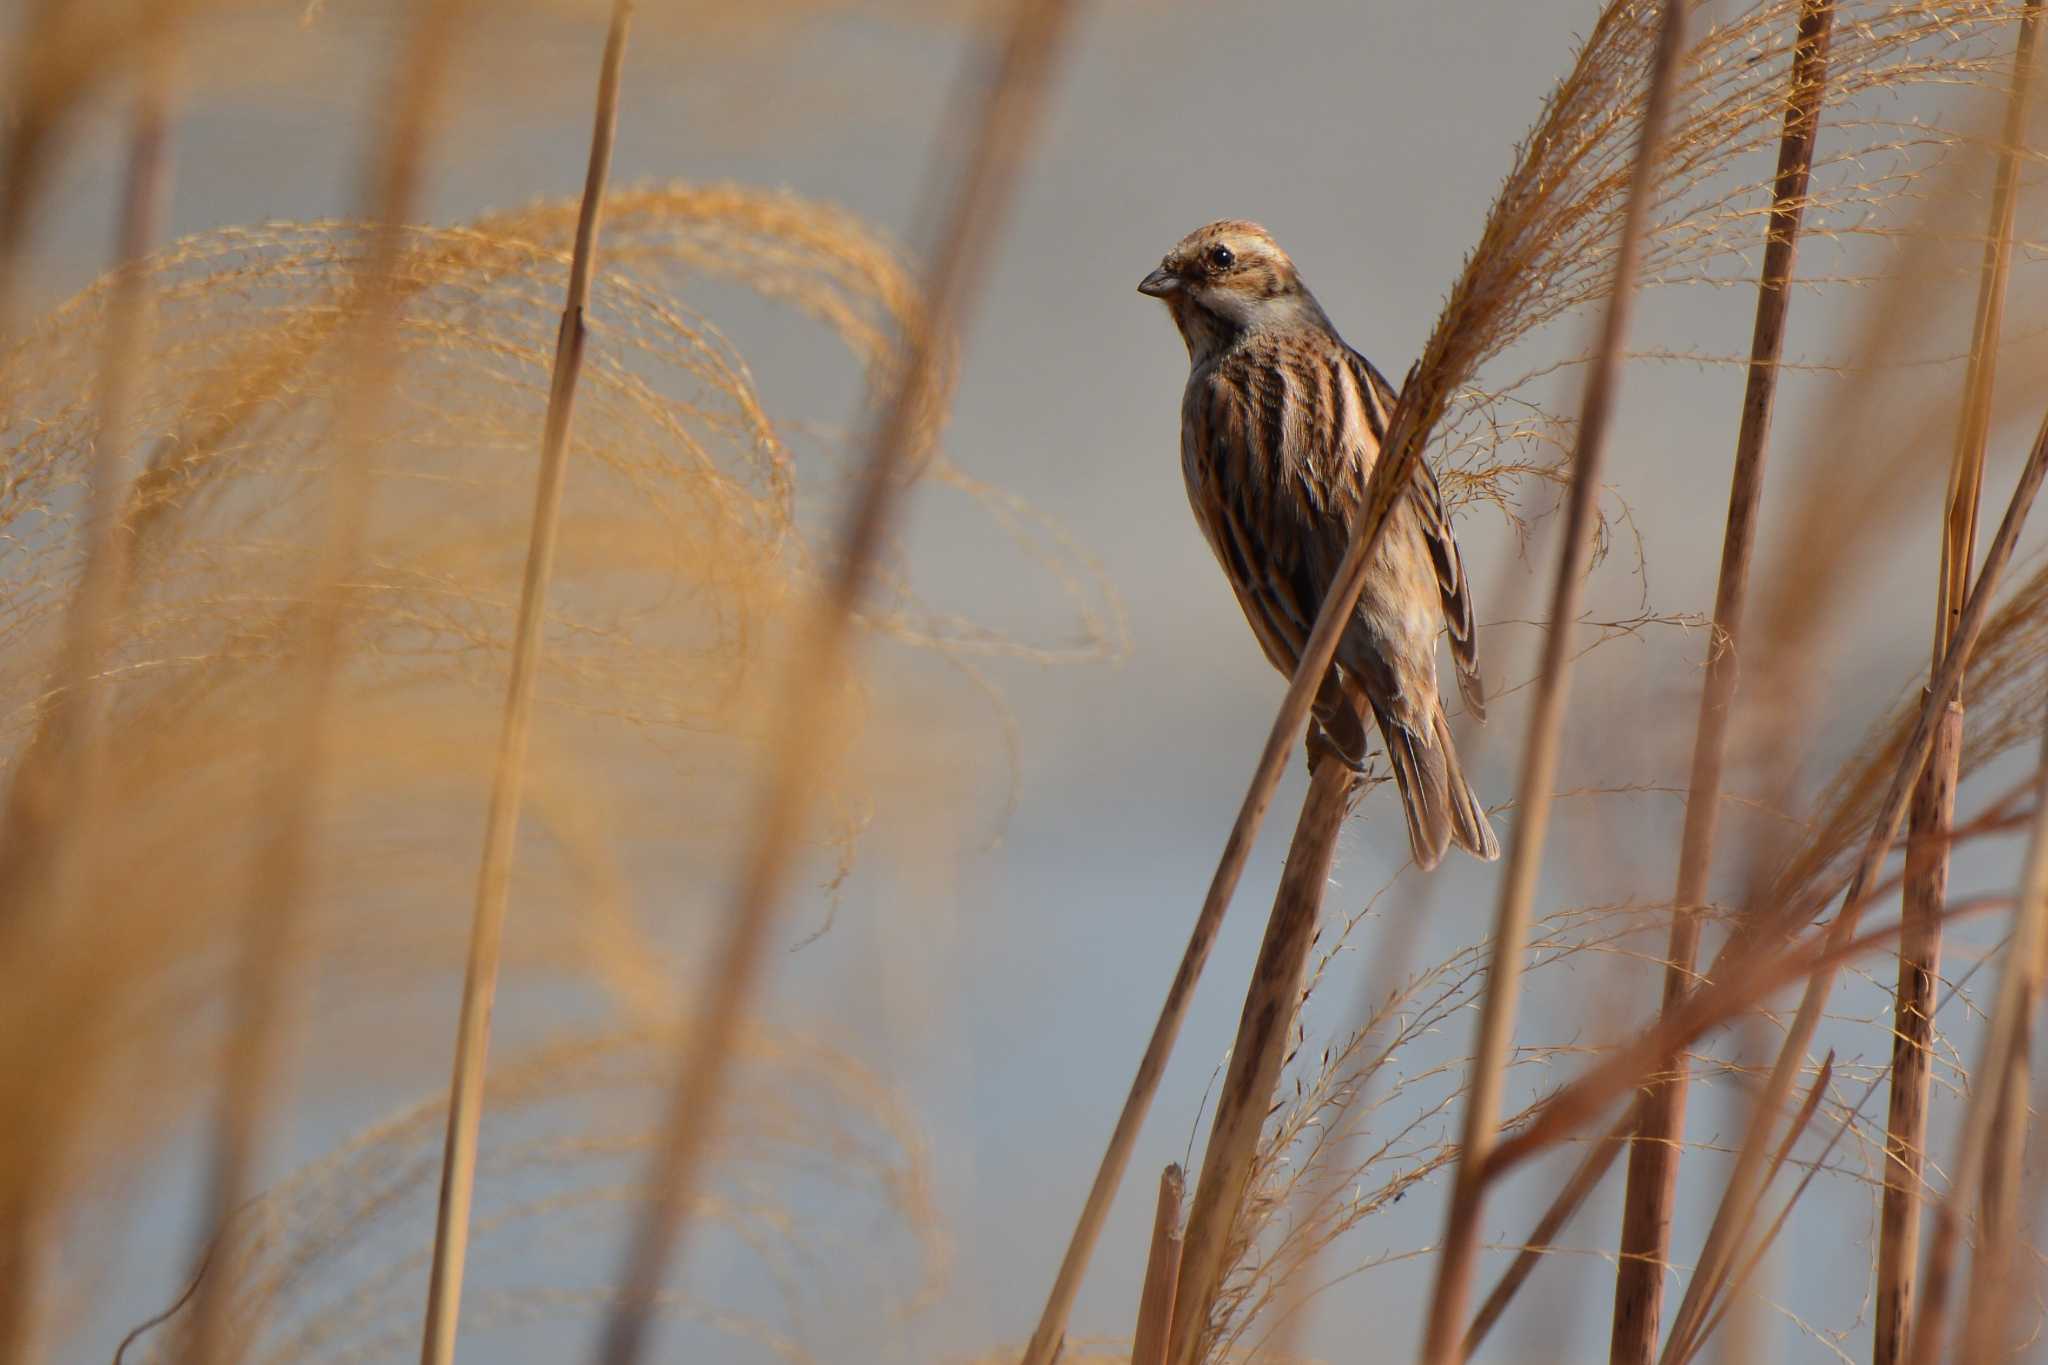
[1139, 220, 1498, 869]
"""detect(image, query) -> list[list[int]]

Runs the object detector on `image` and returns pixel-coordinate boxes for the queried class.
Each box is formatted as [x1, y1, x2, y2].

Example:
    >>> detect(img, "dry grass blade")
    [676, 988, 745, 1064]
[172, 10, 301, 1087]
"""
[418, 5, 634, 1362]
[1165, 758, 1357, 1365]
[179, 5, 469, 1362]
[1960, 1033, 2031, 1362]
[1610, 5, 1835, 1361]
[1876, 8, 2041, 1363]
[1676, 1053, 1835, 1365]
[1417, 4, 1688, 1362]
[589, 4, 1082, 1361]
[1467, 1105, 1636, 1357]
[1132, 1165, 1184, 1365]
[0, 30, 176, 1365]
[1902, 722, 2048, 1365]
[1659, 401, 2048, 1365]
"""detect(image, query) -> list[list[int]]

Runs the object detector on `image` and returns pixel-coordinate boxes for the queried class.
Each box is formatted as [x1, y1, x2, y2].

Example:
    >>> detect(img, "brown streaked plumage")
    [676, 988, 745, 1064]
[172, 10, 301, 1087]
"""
[1139, 220, 1497, 869]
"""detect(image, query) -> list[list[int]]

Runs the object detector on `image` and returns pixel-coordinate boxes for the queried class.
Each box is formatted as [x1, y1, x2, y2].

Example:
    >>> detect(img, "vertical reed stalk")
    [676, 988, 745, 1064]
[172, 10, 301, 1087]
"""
[1659, 403, 2048, 1365]
[590, 5, 1080, 1361]
[1131, 1165, 1184, 1365]
[181, 4, 467, 1362]
[0, 36, 176, 1365]
[1165, 757, 1358, 1365]
[1901, 723, 2048, 1365]
[1417, 6, 1686, 1361]
[1610, 7, 1834, 1361]
[417, 6, 633, 1363]
[1875, 8, 2040, 1361]
[0, 0, 69, 342]
[1959, 1042, 2030, 1364]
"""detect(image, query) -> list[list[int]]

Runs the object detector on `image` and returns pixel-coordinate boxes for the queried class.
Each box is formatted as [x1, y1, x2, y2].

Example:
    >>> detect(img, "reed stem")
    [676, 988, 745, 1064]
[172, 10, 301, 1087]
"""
[1131, 1165, 1184, 1365]
[1658, 400, 2048, 1365]
[186, 6, 468, 1362]
[1901, 722, 2048, 1365]
[1417, 5, 1687, 1361]
[0, 32, 176, 1365]
[1609, 7, 1834, 1361]
[417, 6, 633, 1363]
[1874, 8, 2040, 1361]
[1165, 757, 1357, 1365]
[588, 5, 1080, 1360]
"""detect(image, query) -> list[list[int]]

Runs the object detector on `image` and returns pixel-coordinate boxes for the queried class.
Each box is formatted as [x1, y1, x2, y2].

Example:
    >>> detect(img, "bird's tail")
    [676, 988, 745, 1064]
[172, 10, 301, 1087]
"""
[1375, 700, 1500, 870]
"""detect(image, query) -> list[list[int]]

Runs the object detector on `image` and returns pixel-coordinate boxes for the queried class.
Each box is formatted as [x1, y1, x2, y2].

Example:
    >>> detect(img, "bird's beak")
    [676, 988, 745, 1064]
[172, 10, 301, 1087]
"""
[1137, 267, 1179, 298]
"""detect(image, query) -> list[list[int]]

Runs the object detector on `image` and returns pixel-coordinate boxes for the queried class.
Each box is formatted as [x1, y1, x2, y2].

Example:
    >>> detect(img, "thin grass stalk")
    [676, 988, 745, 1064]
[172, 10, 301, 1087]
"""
[1657, 406, 2048, 1365]
[1465, 889, 2019, 1360]
[1269, 567, 1530, 1363]
[1875, 702, 1960, 1364]
[1688, 942, 2014, 1361]
[180, 5, 467, 1363]
[0, 39, 175, 1365]
[1466, 797, 2013, 1353]
[1609, 6, 1835, 1361]
[1467, 1106, 1637, 1357]
[48, 26, 173, 888]
[416, 6, 632, 1363]
[1417, 6, 1687, 1362]
[588, 6, 1080, 1361]
[1164, 757, 1358, 1365]
[0, 0, 70, 342]
[1131, 1165, 1184, 1365]
[1665, 1051, 1834, 1365]
[1960, 1041, 2031, 1364]
[1902, 722, 2048, 1365]
[1488, 848, 2034, 1183]
[1876, 9, 2041, 1362]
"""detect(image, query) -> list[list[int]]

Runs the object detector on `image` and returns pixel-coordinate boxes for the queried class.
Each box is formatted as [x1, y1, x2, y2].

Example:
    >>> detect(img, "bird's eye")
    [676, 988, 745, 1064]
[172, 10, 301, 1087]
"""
[1208, 244, 1235, 270]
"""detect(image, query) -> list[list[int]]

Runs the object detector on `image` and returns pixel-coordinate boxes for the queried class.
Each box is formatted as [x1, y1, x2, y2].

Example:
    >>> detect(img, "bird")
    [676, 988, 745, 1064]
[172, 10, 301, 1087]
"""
[1138, 219, 1498, 870]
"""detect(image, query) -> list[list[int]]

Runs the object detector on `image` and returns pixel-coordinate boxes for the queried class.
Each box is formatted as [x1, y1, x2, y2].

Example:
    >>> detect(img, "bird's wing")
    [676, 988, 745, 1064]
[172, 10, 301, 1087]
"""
[1346, 347, 1486, 722]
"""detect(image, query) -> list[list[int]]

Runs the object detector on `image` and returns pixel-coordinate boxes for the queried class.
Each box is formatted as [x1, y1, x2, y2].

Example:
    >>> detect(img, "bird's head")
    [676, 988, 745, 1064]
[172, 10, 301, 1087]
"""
[1138, 220, 1327, 358]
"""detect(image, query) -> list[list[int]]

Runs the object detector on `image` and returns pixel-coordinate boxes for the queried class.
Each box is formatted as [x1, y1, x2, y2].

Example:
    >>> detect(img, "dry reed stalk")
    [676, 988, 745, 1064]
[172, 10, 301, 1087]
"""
[1874, 703, 1960, 1362]
[1456, 1082, 1704, 1354]
[417, 6, 634, 1363]
[1960, 1036, 2031, 1362]
[1164, 758, 1358, 1365]
[1466, 1106, 1637, 1356]
[1608, 6, 1835, 1362]
[1901, 722, 2048, 1365]
[1875, 8, 2041, 1362]
[1657, 401, 2048, 1365]
[179, 5, 468, 1362]
[0, 36, 176, 1365]
[1677, 1052, 1834, 1365]
[1489, 820, 2035, 1182]
[589, 4, 1081, 1361]
[0, 0, 73, 340]
[1416, 5, 1687, 1362]
[1131, 1165, 1184, 1365]
[1261, 563, 1533, 1363]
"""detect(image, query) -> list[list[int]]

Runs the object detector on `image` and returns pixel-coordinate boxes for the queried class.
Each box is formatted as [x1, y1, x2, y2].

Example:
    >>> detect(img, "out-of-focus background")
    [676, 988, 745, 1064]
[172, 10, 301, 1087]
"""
[11, 1, 2048, 1362]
